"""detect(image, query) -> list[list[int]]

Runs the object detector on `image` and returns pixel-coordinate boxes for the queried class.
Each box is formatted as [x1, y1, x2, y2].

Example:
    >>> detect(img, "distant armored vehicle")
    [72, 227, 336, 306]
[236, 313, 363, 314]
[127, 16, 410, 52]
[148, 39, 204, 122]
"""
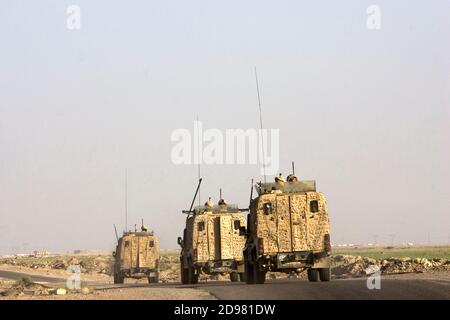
[112, 222, 159, 284]
[242, 174, 332, 284]
[178, 179, 247, 284]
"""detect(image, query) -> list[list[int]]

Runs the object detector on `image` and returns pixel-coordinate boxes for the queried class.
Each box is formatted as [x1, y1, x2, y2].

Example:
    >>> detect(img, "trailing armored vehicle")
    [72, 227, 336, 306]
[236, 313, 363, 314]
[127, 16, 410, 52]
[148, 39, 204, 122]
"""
[112, 222, 159, 284]
[178, 179, 247, 284]
[241, 173, 332, 284]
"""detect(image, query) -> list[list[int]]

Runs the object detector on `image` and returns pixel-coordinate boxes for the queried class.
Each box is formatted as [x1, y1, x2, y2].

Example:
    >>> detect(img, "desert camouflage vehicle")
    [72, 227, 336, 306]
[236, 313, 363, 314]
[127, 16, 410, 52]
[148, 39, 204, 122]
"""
[177, 179, 247, 284]
[241, 175, 332, 284]
[112, 224, 159, 284]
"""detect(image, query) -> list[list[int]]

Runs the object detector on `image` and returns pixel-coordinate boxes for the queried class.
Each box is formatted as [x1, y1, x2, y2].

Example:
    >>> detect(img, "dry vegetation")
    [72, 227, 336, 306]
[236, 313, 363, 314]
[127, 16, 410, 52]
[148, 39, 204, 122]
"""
[1, 246, 449, 299]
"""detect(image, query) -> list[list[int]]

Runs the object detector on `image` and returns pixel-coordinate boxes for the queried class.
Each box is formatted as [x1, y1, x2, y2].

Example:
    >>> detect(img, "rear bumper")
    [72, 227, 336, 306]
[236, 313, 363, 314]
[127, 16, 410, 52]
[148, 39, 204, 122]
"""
[122, 268, 158, 278]
[198, 259, 243, 274]
[265, 251, 330, 270]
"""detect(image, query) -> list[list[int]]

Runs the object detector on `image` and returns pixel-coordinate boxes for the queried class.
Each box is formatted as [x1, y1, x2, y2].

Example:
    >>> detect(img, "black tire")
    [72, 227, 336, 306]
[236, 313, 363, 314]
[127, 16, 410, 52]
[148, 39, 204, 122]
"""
[229, 272, 239, 282]
[307, 268, 319, 282]
[253, 261, 266, 284]
[245, 260, 254, 284]
[239, 272, 246, 282]
[182, 268, 188, 284]
[319, 268, 331, 282]
[113, 272, 124, 284]
[192, 272, 199, 284]
[187, 259, 198, 284]
[180, 259, 189, 284]
[148, 272, 159, 284]
[180, 260, 185, 284]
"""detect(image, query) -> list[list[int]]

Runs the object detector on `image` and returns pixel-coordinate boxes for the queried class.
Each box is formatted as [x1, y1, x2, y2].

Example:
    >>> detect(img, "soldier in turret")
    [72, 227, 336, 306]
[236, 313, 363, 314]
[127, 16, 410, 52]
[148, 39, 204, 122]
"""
[205, 197, 214, 209]
[271, 173, 285, 193]
[218, 198, 227, 211]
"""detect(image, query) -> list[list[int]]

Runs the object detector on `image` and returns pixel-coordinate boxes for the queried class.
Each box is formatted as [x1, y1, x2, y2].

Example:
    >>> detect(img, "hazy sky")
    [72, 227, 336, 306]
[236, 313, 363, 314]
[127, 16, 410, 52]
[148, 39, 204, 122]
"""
[0, 1, 449, 254]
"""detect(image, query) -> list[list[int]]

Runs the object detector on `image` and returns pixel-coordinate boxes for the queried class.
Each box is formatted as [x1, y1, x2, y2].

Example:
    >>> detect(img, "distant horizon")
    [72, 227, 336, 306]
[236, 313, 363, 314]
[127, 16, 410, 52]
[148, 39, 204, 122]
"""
[2, 242, 450, 256]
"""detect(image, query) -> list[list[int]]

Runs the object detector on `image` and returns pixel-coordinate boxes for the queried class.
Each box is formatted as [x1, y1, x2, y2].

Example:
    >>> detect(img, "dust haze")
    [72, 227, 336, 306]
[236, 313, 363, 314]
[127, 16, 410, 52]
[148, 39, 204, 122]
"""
[0, 1, 449, 254]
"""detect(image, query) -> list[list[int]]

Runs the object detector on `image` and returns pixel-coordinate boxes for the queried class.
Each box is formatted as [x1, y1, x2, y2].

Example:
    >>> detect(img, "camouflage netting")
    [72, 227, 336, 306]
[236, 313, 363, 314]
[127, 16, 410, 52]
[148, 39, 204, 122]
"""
[255, 192, 330, 254]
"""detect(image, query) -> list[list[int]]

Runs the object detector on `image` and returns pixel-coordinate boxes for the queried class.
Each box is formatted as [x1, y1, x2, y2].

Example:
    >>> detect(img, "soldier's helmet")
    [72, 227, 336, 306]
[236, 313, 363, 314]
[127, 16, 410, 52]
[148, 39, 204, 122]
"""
[275, 173, 286, 184]
[205, 197, 214, 208]
[286, 174, 298, 182]
[218, 198, 227, 206]
[141, 225, 148, 232]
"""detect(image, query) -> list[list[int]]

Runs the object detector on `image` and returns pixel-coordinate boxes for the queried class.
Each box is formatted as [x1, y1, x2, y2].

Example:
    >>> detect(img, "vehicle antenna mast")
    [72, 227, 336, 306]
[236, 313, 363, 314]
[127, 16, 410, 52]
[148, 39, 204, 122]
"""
[196, 115, 201, 207]
[113, 224, 119, 242]
[255, 67, 267, 184]
[249, 178, 254, 209]
[125, 168, 128, 233]
[183, 178, 203, 220]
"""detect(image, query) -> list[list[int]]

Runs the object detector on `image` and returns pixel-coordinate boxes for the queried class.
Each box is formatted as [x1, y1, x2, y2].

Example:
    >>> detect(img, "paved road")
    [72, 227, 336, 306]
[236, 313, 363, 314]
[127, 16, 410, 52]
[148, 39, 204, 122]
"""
[0, 269, 66, 284]
[191, 278, 450, 300]
[1, 269, 449, 299]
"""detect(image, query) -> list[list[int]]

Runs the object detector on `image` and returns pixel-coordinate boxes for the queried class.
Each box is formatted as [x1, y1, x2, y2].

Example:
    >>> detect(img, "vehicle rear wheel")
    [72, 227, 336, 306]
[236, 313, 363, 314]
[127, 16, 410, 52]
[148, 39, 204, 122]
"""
[229, 272, 239, 282]
[148, 271, 159, 284]
[180, 259, 189, 284]
[319, 268, 331, 282]
[307, 268, 319, 282]
[245, 260, 254, 284]
[189, 268, 199, 284]
[187, 259, 198, 284]
[244, 250, 255, 284]
[253, 261, 266, 284]
[113, 272, 124, 284]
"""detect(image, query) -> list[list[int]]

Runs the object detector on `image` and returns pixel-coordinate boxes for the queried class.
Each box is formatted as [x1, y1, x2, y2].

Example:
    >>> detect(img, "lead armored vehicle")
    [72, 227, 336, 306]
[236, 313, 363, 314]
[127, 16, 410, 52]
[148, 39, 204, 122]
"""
[112, 223, 159, 284]
[241, 174, 332, 284]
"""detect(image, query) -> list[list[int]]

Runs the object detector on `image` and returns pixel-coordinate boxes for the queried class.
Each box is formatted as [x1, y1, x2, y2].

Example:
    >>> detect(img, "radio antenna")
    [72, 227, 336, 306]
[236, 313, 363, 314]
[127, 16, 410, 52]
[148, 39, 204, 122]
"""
[184, 178, 203, 220]
[113, 224, 119, 242]
[125, 169, 128, 232]
[249, 178, 254, 209]
[196, 115, 202, 206]
[255, 67, 267, 184]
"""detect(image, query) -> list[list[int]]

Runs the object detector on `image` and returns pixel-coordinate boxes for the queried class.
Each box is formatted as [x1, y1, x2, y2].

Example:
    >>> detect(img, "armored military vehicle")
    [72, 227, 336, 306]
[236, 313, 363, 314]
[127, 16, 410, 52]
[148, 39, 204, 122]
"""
[177, 179, 247, 284]
[241, 174, 332, 284]
[112, 222, 159, 284]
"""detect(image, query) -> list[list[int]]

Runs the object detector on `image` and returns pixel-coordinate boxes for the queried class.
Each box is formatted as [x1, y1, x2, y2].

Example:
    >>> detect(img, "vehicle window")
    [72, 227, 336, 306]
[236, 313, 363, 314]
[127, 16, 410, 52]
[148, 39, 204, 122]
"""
[310, 200, 319, 213]
[149, 240, 154, 247]
[198, 221, 205, 231]
[234, 220, 240, 230]
[124, 240, 130, 247]
[263, 202, 272, 215]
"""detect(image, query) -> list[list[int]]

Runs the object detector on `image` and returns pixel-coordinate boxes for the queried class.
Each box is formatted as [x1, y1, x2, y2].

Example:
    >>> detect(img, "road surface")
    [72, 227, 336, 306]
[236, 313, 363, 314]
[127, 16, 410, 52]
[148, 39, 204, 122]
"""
[0, 269, 66, 284]
[191, 278, 450, 300]
[1, 269, 449, 299]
